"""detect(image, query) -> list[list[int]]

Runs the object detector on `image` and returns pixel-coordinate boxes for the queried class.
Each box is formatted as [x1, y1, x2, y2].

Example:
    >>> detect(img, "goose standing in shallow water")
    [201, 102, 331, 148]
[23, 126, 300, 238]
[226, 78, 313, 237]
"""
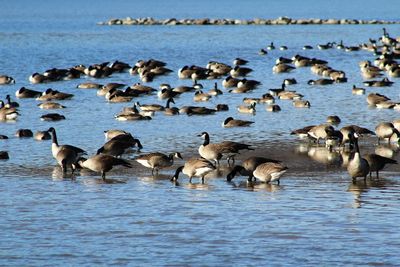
[252, 162, 288, 184]
[135, 152, 183, 175]
[170, 158, 216, 184]
[227, 157, 282, 182]
[364, 154, 397, 178]
[347, 132, 370, 182]
[48, 127, 86, 160]
[78, 155, 132, 180]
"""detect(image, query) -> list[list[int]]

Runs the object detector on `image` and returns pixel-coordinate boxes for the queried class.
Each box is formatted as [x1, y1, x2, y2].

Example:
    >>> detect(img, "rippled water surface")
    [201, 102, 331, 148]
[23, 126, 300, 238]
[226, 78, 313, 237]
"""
[1, 0, 400, 266]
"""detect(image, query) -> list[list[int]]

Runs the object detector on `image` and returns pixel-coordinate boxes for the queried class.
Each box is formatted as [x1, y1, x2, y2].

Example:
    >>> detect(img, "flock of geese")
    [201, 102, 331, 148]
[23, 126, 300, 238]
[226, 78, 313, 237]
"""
[1, 28, 400, 185]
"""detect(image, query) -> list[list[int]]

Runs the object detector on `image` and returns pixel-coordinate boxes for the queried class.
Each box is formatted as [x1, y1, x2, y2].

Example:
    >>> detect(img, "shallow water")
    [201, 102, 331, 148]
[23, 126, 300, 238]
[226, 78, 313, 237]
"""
[1, 0, 400, 266]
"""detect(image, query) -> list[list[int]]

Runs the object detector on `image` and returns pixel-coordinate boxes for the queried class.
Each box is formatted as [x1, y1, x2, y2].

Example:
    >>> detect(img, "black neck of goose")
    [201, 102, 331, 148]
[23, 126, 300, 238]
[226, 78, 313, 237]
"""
[135, 139, 143, 150]
[133, 105, 139, 113]
[353, 137, 360, 154]
[166, 98, 172, 108]
[171, 166, 183, 181]
[50, 129, 58, 146]
[203, 133, 210, 146]
[226, 165, 245, 181]
[214, 82, 217, 89]
[6, 95, 10, 104]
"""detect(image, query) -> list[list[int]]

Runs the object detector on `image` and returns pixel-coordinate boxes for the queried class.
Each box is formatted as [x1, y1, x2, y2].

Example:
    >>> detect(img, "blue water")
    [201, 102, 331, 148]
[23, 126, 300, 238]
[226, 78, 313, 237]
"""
[1, 0, 400, 266]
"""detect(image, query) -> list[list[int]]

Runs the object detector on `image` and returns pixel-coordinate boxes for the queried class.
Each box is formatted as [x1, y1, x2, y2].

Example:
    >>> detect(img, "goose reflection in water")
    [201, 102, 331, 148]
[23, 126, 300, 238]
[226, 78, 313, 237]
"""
[296, 144, 343, 167]
[51, 166, 76, 181]
[375, 143, 399, 158]
[347, 179, 387, 208]
[227, 180, 282, 193]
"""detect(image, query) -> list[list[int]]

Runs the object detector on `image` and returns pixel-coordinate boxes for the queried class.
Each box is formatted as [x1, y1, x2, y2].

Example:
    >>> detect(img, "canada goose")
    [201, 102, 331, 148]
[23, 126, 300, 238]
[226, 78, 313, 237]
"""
[237, 78, 261, 90]
[266, 104, 281, 112]
[267, 42, 275, 50]
[336, 40, 344, 49]
[293, 100, 310, 108]
[97, 134, 142, 157]
[269, 83, 286, 96]
[230, 66, 253, 77]
[375, 100, 397, 109]
[97, 83, 126, 96]
[5, 95, 19, 108]
[215, 104, 229, 111]
[109, 60, 131, 72]
[29, 73, 47, 84]
[48, 127, 86, 160]
[272, 63, 295, 73]
[198, 132, 253, 165]
[36, 89, 73, 101]
[208, 82, 223, 96]
[55, 148, 78, 174]
[41, 113, 66, 121]
[104, 129, 129, 140]
[347, 132, 370, 181]
[170, 158, 216, 184]
[307, 79, 334, 85]
[15, 87, 41, 98]
[303, 45, 313, 50]
[106, 89, 135, 103]
[364, 154, 397, 178]
[135, 101, 165, 112]
[207, 62, 232, 75]
[284, 78, 297, 85]
[352, 85, 365, 95]
[226, 157, 282, 182]
[34, 131, 51, 141]
[0, 75, 15, 85]
[252, 162, 288, 184]
[163, 98, 179, 115]
[15, 129, 33, 138]
[135, 152, 183, 175]
[388, 67, 400, 78]
[0, 134, 8, 139]
[277, 90, 303, 100]
[37, 102, 66, 109]
[290, 125, 316, 139]
[259, 93, 275, 104]
[363, 78, 393, 87]
[308, 124, 334, 144]
[237, 103, 256, 114]
[115, 113, 152, 121]
[233, 58, 248, 65]
[243, 98, 260, 105]
[157, 88, 180, 100]
[345, 46, 361, 52]
[293, 58, 311, 67]
[325, 127, 343, 152]
[0, 102, 19, 121]
[178, 66, 196, 79]
[77, 82, 103, 89]
[317, 42, 334, 50]
[193, 90, 211, 102]
[222, 117, 254, 128]
[375, 122, 399, 144]
[78, 154, 132, 180]
[326, 115, 341, 125]
[119, 103, 154, 117]
[279, 46, 288, 50]
[222, 75, 240, 88]
[258, 49, 267, 55]
[366, 93, 390, 106]
[0, 151, 9, 160]
[179, 106, 216, 116]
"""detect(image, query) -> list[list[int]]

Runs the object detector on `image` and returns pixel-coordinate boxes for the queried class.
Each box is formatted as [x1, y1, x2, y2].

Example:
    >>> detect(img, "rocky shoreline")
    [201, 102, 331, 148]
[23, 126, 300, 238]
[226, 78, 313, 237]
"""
[98, 16, 400, 26]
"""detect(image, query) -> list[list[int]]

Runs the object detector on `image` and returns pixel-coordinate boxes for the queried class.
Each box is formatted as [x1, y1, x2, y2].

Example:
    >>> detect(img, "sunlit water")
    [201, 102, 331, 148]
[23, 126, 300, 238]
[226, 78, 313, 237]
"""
[1, 0, 400, 266]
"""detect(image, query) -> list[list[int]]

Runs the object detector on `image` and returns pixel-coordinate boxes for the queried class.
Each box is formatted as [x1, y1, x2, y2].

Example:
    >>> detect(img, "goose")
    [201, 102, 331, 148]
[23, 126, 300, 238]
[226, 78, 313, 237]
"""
[307, 79, 334, 85]
[266, 104, 281, 112]
[115, 113, 152, 121]
[284, 78, 297, 85]
[258, 49, 268, 55]
[29, 73, 48, 84]
[77, 154, 132, 180]
[157, 88, 180, 100]
[347, 132, 370, 181]
[222, 117, 254, 127]
[0, 135, 8, 139]
[119, 104, 154, 117]
[104, 129, 129, 140]
[336, 40, 344, 49]
[230, 66, 253, 77]
[198, 132, 253, 165]
[259, 93, 275, 104]
[233, 58, 248, 65]
[15, 87, 41, 98]
[375, 122, 399, 144]
[317, 42, 334, 50]
[222, 75, 240, 88]
[290, 125, 316, 139]
[307, 124, 334, 144]
[269, 83, 286, 96]
[237, 103, 256, 114]
[109, 60, 131, 72]
[0, 75, 15, 85]
[279, 45, 288, 50]
[388, 66, 400, 77]
[207, 62, 232, 75]
[267, 42, 275, 50]
[0, 151, 9, 160]
[178, 65, 196, 79]
[208, 82, 223, 96]
[48, 127, 86, 160]
[41, 113, 66, 121]
[97, 134, 142, 157]
[215, 104, 229, 111]
[364, 154, 397, 178]
[325, 127, 343, 151]
[36, 89, 73, 101]
[106, 89, 135, 103]
[227, 156, 282, 182]
[15, 129, 33, 138]
[237, 78, 261, 89]
[293, 100, 310, 108]
[326, 115, 341, 125]
[76, 82, 103, 89]
[179, 106, 216, 116]
[252, 162, 288, 184]
[272, 63, 295, 73]
[34, 131, 51, 141]
[163, 98, 179, 115]
[366, 93, 390, 106]
[37, 102, 66, 109]
[352, 85, 365, 95]
[5, 95, 19, 108]
[170, 158, 216, 183]
[135, 101, 165, 112]
[172, 84, 196, 94]
[243, 98, 260, 105]
[277, 90, 303, 100]
[0, 102, 19, 121]
[363, 78, 393, 87]
[193, 90, 211, 102]
[54, 148, 78, 174]
[302, 45, 313, 50]
[135, 152, 183, 175]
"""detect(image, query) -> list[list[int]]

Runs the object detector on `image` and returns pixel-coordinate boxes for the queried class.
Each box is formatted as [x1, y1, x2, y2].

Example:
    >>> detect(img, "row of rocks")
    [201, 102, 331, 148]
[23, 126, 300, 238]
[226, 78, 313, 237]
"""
[98, 17, 400, 26]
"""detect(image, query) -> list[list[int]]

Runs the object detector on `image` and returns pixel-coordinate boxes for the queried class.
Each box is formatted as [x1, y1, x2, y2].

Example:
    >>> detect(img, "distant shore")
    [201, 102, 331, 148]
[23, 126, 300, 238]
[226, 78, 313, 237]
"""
[98, 16, 400, 26]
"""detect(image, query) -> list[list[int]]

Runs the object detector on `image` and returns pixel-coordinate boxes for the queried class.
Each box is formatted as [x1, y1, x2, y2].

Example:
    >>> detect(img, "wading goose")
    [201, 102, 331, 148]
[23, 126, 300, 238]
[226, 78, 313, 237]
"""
[364, 154, 397, 178]
[48, 127, 86, 160]
[375, 122, 399, 144]
[135, 152, 183, 175]
[55, 148, 78, 174]
[347, 132, 370, 181]
[227, 156, 282, 182]
[97, 134, 142, 157]
[78, 154, 132, 180]
[252, 162, 288, 184]
[170, 158, 216, 183]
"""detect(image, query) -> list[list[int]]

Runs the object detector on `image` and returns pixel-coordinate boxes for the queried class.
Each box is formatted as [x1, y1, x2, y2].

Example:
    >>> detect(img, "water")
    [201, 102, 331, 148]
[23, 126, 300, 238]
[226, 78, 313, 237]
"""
[1, 0, 400, 265]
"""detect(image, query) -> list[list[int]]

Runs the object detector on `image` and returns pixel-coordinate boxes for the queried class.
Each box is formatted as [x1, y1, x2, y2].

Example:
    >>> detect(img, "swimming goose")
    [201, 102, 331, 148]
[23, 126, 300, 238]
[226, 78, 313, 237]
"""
[259, 93, 275, 104]
[5, 95, 19, 108]
[277, 90, 303, 100]
[0, 75, 15, 85]
[258, 49, 268, 55]
[266, 104, 281, 112]
[76, 82, 103, 89]
[0, 102, 19, 121]
[41, 113, 66, 121]
[307, 79, 334, 85]
[207, 62, 232, 76]
[104, 129, 129, 140]
[15, 87, 42, 98]
[293, 100, 311, 108]
[366, 93, 390, 106]
[163, 98, 179, 116]
[222, 75, 240, 88]
[222, 117, 254, 127]
[208, 82, 223, 96]
[0, 134, 8, 139]
[336, 40, 345, 49]
[233, 58, 248, 66]
[170, 158, 216, 183]
[78, 154, 132, 180]
[135, 100, 166, 112]
[363, 78, 393, 87]
[375, 122, 399, 144]
[198, 132, 253, 165]
[29, 73, 48, 84]
[317, 42, 334, 50]
[97, 134, 142, 157]
[237, 103, 256, 114]
[272, 63, 295, 73]
[179, 106, 216, 116]
[347, 132, 370, 181]
[279, 45, 288, 50]
[48, 127, 86, 160]
[230, 65, 253, 77]
[36, 89, 74, 101]
[284, 78, 297, 85]
[364, 154, 397, 178]
[157, 88, 180, 100]
[135, 152, 183, 175]
[269, 83, 286, 96]
[302, 45, 313, 50]
[34, 131, 51, 141]
[352, 85, 365, 95]
[37, 102, 66, 109]
[193, 90, 211, 102]
[267, 42, 275, 50]
[226, 157, 282, 182]
[15, 129, 33, 138]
